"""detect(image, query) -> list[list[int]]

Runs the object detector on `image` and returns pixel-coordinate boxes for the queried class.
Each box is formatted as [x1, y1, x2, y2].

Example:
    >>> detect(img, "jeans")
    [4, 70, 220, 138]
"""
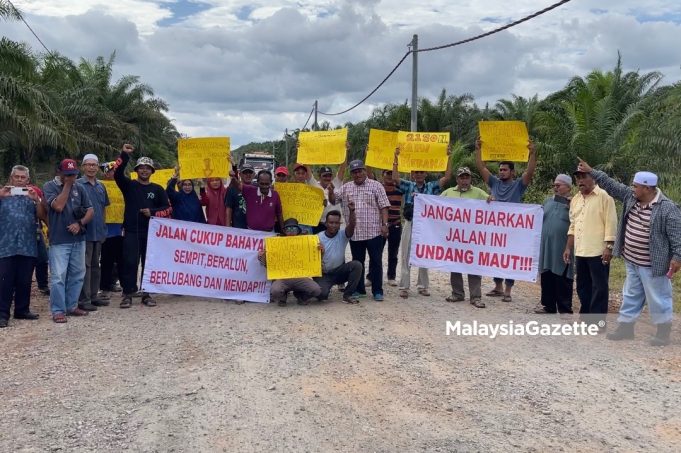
[0, 255, 36, 320]
[450, 273, 482, 301]
[386, 223, 401, 280]
[399, 220, 428, 290]
[314, 261, 362, 299]
[49, 241, 86, 315]
[618, 261, 673, 324]
[100, 235, 123, 290]
[350, 235, 385, 296]
[80, 241, 102, 303]
[540, 270, 574, 313]
[575, 256, 609, 320]
[34, 232, 49, 289]
[121, 232, 147, 295]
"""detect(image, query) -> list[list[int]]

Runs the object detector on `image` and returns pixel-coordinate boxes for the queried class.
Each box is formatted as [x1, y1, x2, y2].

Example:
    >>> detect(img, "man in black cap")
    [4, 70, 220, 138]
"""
[314, 164, 346, 233]
[225, 163, 255, 229]
[259, 218, 322, 307]
[330, 160, 390, 301]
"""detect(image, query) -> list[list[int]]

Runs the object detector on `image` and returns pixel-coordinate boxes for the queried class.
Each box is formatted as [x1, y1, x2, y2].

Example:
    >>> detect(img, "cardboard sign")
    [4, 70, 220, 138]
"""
[366, 129, 449, 171]
[276, 182, 325, 226]
[132, 168, 176, 187]
[297, 129, 347, 164]
[265, 235, 322, 279]
[478, 121, 529, 162]
[101, 180, 124, 223]
[177, 137, 231, 179]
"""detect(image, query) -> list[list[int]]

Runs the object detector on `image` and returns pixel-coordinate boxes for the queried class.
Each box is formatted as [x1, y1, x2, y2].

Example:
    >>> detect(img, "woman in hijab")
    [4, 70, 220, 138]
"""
[200, 177, 227, 226]
[166, 168, 206, 223]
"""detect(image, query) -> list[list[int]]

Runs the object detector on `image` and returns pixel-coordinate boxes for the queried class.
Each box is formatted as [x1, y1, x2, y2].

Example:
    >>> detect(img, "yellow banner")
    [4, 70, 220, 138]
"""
[177, 137, 231, 179]
[396, 131, 449, 172]
[265, 235, 322, 279]
[478, 121, 529, 162]
[297, 129, 347, 164]
[132, 168, 176, 187]
[276, 182, 325, 226]
[101, 180, 124, 224]
[366, 129, 398, 170]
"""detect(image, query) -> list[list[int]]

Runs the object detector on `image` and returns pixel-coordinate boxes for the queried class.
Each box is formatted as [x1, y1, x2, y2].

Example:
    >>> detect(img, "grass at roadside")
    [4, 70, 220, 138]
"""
[609, 258, 681, 313]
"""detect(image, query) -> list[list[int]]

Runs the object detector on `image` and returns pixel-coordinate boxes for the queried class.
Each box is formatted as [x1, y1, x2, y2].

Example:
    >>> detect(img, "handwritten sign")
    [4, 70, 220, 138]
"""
[132, 168, 176, 186]
[276, 182, 325, 226]
[265, 235, 322, 279]
[410, 195, 542, 282]
[101, 180, 124, 223]
[177, 137, 231, 179]
[478, 121, 529, 162]
[297, 129, 347, 164]
[366, 129, 449, 172]
[396, 131, 449, 172]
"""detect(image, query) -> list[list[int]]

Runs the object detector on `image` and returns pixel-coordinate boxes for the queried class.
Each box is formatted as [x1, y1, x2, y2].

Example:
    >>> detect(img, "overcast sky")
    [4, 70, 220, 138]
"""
[4, 1, 681, 146]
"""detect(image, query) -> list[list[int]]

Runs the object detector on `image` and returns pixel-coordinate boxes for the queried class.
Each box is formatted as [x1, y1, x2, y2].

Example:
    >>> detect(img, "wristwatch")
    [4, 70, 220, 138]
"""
[606, 244, 614, 250]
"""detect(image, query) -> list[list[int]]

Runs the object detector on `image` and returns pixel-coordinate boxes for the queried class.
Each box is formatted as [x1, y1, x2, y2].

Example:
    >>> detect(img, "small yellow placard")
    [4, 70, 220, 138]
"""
[297, 129, 348, 164]
[366, 129, 398, 170]
[177, 137, 231, 179]
[101, 180, 124, 224]
[132, 168, 176, 187]
[478, 121, 529, 162]
[276, 182, 325, 226]
[265, 235, 322, 279]
[396, 131, 449, 172]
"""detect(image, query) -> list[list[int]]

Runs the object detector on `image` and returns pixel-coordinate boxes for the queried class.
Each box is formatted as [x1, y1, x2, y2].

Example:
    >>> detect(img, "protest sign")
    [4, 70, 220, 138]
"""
[142, 218, 273, 303]
[297, 129, 347, 164]
[366, 129, 398, 170]
[177, 137, 230, 179]
[264, 235, 322, 280]
[366, 129, 449, 171]
[276, 182, 325, 226]
[410, 195, 542, 282]
[132, 168, 176, 186]
[101, 180, 124, 223]
[478, 121, 529, 162]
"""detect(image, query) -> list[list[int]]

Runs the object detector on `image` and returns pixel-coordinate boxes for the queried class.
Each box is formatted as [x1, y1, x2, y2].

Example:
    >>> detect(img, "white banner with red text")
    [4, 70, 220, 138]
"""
[410, 195, 543, 282]
[142, 218, 274, 302]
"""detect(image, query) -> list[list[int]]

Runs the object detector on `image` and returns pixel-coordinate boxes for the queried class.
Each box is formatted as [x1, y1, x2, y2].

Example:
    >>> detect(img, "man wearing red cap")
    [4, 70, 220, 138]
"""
[274, 166, 289, 184]
[43, 159, 94, 323]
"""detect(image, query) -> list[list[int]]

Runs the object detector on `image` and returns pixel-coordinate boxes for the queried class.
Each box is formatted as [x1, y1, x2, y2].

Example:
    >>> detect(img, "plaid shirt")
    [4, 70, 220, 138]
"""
[334, 178, 390, 241]
[592, 170, 681, 277]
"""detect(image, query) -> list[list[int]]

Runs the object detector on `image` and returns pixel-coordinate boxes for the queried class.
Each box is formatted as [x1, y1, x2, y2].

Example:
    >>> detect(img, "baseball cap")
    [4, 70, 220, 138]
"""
[318, 166, 333, 176]
[348, 160, 365, 172]
[283, 218, 302, 234]
[274, 166, 289, 176]
[134, 156, 156, 173]
[293, 163, 308, 172]
[240, 164, 255, 173]
[59, 159, 79, 175]
[633, 171, 658, 186]
[456, 167, 472, 176]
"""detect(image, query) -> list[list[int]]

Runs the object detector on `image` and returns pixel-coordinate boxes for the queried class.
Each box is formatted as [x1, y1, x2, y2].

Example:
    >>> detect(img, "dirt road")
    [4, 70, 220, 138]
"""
[1, 271, 679, 452]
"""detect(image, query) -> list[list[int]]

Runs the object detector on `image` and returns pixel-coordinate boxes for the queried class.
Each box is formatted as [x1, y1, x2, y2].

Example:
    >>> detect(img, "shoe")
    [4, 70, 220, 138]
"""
[0, 318, 8, 328]
[38, 286, 50, 296]
[337, 284, 346, 292]
[470, 299, 486, 308]
[352, 292, 367, 299]
[606, 322, 635, 341]
[98, 291, 111, 300]
[78, 302, 98, 312]
[418, 288, 431, 296]
[650, 323, 672, 346]
[14, 312, 40, 320]
[141, 295, 157, 307]
[132, 291, 144, 298]
[446, 295, 465, 303]
[91, 299, 110, 307]
[387, 279, 398, 287]
[501, 295, 513, 303]
[120, 296, 132, 309]
[533, 303, 555, 314]
[67, 308, 89, 316]
[277, 300, 287, 307]
[373, 293, 384, 302]
[111, 283, 123, 292]
[342, 295, 360, 304]
[297, 299, 310, 306]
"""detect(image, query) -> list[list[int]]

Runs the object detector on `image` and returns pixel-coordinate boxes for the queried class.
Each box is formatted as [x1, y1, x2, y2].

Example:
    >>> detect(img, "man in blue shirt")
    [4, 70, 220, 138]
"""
[77, 154, 110, 311]
[0, 166, 47, 327]
[43, 159, 94, 323]
[475, 137, 537, 302]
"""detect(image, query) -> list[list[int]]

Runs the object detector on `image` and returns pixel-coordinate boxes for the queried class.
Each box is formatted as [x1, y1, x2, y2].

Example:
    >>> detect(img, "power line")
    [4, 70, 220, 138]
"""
[7, 0, 51, 53]
[300, 104, 315, 130]
[317, 0, 572, 117]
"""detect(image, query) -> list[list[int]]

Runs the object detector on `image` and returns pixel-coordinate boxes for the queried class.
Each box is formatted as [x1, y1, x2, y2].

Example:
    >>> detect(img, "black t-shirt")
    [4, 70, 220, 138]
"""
[225, 186, 248, 229]
[114, 152, 172, 234]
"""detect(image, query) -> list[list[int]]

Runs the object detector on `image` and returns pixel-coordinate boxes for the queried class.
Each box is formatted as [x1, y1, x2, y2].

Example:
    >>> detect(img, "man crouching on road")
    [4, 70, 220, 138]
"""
[315, 203, 362, 304]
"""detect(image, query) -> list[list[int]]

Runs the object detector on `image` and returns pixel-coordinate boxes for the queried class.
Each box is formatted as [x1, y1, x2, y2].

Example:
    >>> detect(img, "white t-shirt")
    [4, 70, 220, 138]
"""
[318, 229, 349, 272]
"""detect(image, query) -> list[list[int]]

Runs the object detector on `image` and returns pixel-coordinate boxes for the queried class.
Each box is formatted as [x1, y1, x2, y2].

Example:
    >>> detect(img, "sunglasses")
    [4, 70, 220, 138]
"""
[284, 226, 299, 232]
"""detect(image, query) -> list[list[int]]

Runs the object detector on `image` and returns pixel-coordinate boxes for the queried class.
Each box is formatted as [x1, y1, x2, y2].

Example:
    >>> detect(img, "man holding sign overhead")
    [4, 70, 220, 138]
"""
[475, 127, 537, 303]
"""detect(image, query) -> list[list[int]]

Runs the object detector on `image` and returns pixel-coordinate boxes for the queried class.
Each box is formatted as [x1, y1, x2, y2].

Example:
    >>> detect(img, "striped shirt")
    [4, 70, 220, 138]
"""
[622, 193, 659, 267]
[383, 182, 403, 224]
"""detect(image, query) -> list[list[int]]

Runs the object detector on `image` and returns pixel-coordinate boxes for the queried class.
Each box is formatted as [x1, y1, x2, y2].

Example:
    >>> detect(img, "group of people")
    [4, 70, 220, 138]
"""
[1, 141, 679, 346]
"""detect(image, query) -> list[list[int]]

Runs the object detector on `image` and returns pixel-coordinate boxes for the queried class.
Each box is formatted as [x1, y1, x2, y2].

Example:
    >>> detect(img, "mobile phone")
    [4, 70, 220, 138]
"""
[10, 186, 29, 196]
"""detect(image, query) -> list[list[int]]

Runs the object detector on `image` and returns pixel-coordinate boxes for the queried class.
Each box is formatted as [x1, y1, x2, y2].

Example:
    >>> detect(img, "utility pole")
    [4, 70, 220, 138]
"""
[313, 100, 319, 131]
[410, 34, 418, 132]
[284, 129, 289, 167]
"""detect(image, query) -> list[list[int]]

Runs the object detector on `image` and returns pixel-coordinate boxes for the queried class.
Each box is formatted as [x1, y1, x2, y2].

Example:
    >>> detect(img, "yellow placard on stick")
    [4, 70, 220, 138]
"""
[478, 121, 530, 162]
[132, 168, 176, 187]
[297, 129, 348, 164]
[396, 131, 449, 172]
[101, 180, 124, 224]
[366, 129, 398, 170]
[177, 137, 231, 179]
[276, 182, 325, 226]
[265, 235, 322, 279]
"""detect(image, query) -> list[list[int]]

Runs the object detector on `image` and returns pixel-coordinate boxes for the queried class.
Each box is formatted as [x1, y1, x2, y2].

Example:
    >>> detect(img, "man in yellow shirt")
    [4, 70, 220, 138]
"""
[563, 167, 617, 327]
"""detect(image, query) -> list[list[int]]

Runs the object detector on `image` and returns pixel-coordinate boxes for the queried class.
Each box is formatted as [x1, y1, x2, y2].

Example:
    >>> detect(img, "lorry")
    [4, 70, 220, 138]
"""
[238, 151, 276, 174]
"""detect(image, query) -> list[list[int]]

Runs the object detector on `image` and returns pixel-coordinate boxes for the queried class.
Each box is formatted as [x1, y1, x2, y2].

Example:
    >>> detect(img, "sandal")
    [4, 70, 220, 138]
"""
[277, 300, 287, 307]
[67, 308, 89, 316]
[502, 295, 513, 303]
[470, 299, 486, 308]
[399, 289, 409, 299]
[446, 295, 465, 303]
[141, 295, 157, 307]
[342, 295, 360, 304]
[418, 288, 431, 297]
[485, 290, 504, 297]
[120, 296, 132, 309]
[52, 313, 67, 323]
